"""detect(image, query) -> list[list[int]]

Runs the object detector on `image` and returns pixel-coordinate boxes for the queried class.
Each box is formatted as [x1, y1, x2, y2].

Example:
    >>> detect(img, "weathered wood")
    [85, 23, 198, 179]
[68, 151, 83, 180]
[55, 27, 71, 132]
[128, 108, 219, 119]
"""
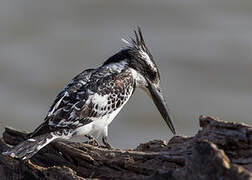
[0, 115, 252, 180]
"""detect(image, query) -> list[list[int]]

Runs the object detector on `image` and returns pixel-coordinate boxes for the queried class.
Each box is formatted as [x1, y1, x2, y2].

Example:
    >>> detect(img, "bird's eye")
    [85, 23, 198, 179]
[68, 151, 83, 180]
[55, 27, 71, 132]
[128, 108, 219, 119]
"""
[146, 69, 158, 83]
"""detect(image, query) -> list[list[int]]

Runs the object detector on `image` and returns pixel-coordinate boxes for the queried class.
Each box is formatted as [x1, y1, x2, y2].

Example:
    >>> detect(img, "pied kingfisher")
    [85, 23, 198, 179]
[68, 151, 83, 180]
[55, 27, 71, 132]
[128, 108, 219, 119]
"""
[3, 28, 176, 160]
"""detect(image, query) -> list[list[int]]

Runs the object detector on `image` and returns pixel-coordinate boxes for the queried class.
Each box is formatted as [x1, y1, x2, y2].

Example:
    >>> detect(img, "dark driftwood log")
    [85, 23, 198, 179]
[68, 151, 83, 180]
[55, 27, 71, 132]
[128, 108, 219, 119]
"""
[0, 115, 252, 180]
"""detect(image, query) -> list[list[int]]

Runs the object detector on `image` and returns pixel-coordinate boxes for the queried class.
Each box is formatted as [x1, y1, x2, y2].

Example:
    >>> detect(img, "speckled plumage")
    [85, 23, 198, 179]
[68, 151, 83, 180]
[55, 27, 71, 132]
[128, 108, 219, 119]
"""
[3, 27, 176, 160]
[46, 64, 134, 128]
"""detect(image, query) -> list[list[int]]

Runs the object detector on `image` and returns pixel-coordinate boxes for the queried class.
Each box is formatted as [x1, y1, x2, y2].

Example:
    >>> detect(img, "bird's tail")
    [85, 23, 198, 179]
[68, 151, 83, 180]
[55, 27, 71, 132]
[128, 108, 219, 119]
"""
[2, 129, 72, 160]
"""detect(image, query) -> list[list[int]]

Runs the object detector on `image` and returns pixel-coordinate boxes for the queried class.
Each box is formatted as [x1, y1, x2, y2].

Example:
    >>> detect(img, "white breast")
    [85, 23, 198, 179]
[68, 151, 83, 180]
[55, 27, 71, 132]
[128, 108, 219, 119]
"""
[129, 68, 147, 88]
[73, 85, 134, 138]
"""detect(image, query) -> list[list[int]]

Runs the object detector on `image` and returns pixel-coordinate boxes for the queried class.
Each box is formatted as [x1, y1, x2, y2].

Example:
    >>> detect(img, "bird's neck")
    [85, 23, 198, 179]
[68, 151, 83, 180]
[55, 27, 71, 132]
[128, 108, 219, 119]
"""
[129, 68, 147, 88]
[103, 60, 128, 73]
[103, 49, 131, 66]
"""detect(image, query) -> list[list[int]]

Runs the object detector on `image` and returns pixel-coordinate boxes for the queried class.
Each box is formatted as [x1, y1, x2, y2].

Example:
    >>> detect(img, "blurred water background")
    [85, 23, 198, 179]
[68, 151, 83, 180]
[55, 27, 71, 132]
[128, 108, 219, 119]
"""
[0, 0, 252, 148]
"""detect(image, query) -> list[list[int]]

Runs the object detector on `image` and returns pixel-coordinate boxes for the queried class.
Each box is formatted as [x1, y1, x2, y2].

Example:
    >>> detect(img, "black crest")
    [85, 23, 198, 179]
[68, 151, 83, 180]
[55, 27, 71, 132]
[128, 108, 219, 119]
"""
[129, 27, 159, 83]
[122, 27, 154, 63]
[103, 27, 159, 84]
[104, 28, 154, 64]
[129, 27, 150, 54]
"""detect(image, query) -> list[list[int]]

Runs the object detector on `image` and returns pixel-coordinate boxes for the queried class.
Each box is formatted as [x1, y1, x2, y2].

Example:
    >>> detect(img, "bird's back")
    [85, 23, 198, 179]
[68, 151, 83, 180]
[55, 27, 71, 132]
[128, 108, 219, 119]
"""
[31, 62, 135, 137]
[3, 28, 176, 160]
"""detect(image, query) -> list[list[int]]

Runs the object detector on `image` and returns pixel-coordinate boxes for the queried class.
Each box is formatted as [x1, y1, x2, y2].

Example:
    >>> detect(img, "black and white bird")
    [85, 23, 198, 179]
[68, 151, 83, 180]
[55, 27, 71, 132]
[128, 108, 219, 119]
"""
[3, 28, 176, 160]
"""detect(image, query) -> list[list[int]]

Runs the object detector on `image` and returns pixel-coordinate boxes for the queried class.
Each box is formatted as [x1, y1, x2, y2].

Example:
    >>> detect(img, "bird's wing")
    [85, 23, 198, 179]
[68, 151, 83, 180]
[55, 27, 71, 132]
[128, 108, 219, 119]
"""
[32, 67, 135, 136]
[45, 68, 94, 118]
[30, 68, 96, 137]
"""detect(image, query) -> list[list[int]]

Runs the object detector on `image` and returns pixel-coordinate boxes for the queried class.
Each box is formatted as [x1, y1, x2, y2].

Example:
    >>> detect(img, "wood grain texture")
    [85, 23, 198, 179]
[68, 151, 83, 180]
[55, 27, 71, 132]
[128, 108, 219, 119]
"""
[0, 115, 252, 180]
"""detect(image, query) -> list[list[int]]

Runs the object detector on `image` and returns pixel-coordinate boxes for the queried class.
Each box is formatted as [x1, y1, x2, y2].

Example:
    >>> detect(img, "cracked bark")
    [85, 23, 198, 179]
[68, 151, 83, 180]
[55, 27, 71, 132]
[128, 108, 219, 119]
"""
[0, 115, 252, 180]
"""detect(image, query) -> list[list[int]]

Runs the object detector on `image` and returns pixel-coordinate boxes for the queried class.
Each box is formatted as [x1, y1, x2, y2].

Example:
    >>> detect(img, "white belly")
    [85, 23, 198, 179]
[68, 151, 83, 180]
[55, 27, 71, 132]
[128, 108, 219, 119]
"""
[73, 87, 133, 138]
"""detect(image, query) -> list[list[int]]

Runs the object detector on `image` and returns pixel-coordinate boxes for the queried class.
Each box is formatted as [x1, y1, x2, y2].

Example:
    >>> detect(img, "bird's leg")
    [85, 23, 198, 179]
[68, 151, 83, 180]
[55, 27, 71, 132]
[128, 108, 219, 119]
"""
[102, 136, 114, 149]
[85, 134, 94, 140]
[84, 135, 99, 147]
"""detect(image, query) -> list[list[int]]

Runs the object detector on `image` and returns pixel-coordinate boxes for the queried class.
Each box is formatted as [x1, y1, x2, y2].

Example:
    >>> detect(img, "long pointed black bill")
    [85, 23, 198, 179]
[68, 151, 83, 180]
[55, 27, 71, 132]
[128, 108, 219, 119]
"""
[148, 82, 176, 135]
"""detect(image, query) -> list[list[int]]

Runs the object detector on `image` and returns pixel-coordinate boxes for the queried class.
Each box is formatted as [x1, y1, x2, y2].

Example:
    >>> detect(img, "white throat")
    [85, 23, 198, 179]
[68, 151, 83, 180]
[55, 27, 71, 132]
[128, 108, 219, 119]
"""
[129, 68, 147, 88]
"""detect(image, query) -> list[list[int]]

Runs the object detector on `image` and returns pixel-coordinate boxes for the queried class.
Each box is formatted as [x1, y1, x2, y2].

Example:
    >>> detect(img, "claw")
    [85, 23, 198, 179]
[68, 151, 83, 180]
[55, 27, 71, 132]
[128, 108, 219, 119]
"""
[84, 135, 99, 146]
[102, 136, 114, 149]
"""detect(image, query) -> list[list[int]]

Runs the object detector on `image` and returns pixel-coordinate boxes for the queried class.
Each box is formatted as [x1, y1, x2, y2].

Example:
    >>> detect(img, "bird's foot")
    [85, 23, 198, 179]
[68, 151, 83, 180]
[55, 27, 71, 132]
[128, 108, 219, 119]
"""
[102, 136, 114, 150]
[89, 138, 100, 147]
[84, 135, 100, 147]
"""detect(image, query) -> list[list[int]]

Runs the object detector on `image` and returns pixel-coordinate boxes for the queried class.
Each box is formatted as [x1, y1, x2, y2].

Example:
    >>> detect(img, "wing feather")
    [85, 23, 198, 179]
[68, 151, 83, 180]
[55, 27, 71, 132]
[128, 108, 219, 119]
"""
[39, 67, 134, 132]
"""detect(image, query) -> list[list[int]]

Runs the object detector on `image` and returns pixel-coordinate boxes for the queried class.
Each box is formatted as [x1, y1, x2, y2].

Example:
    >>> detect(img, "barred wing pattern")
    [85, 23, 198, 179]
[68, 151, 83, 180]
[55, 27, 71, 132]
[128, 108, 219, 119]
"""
[3, 66, 135, 160]
[31, 65, 135, 138]
[2, 28, 175, 160]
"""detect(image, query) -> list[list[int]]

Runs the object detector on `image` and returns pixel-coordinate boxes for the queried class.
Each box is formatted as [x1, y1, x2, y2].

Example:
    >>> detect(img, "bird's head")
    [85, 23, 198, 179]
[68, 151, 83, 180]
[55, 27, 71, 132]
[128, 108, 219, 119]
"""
[104, 27, 176, 134]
